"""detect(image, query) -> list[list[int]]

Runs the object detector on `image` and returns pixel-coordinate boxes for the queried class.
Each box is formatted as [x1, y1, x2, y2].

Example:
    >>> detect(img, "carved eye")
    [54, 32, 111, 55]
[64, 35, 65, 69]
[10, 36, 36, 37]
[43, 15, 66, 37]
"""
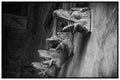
[52, 60, 56, 64]
[71, 11, 82, 20]
[57, 50, 60, 54]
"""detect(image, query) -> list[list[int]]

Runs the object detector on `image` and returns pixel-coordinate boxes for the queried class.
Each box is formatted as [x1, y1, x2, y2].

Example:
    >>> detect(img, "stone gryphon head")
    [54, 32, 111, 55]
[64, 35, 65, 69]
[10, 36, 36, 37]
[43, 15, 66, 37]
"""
[53, 7, 90, 34]
[31, 7, 90, 77]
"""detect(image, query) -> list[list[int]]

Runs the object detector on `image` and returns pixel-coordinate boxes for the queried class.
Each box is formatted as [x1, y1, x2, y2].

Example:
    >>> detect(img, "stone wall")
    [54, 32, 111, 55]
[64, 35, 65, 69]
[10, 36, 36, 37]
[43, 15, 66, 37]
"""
[58, 3, 118, 77]
[79, 3, 118, 77]
[2, 2, 118, 78]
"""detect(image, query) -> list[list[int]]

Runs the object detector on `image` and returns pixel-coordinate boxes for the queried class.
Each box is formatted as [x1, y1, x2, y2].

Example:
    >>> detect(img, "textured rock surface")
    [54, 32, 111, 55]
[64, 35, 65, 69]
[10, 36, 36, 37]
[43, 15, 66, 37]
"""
[2, 2, 118, 78]
[58, 3, 118, 77]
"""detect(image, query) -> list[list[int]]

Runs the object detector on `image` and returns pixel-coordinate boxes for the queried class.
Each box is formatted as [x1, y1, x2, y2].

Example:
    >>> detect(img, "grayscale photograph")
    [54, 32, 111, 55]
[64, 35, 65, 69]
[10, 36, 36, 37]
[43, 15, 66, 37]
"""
[2, 1, 118, 78]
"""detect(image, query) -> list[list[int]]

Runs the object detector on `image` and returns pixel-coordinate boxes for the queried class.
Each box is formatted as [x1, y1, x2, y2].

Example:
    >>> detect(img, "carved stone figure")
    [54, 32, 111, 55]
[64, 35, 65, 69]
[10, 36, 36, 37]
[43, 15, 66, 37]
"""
[53, 7, 90, 34]
[31, 7, 90, 77]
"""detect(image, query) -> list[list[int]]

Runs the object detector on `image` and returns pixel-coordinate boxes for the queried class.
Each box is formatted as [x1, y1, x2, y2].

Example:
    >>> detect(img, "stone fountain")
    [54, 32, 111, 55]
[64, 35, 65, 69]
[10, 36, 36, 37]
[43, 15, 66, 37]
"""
[31, 7, 91, 77]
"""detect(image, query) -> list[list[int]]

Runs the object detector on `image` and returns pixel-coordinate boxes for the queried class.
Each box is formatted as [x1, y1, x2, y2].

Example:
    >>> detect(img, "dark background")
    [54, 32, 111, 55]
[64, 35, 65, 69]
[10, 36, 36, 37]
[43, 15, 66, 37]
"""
[2, 2, 90, 77]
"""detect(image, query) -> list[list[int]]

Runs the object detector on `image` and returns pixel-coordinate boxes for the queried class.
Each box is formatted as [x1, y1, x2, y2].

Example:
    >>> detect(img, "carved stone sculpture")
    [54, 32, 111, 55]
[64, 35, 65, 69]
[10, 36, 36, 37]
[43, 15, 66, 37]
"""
[32, 7, 90, 77]
[53, 7, 90, 33]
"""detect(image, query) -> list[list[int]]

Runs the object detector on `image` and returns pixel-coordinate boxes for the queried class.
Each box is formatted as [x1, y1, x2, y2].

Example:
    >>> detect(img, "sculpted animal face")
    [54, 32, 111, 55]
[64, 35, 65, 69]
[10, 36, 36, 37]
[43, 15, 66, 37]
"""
[31, 7, 91, 77]
[53, 8, 90, 34]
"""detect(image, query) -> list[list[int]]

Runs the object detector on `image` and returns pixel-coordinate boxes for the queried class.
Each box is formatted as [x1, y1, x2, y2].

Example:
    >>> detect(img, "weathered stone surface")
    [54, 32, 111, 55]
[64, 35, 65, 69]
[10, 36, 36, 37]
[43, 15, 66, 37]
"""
[53, 7, 90, 32]
[57, 32, 73, 56]
[33, 7, 90, 77]
[29, 3, 117, 78]
[58, 3, 118, 77]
